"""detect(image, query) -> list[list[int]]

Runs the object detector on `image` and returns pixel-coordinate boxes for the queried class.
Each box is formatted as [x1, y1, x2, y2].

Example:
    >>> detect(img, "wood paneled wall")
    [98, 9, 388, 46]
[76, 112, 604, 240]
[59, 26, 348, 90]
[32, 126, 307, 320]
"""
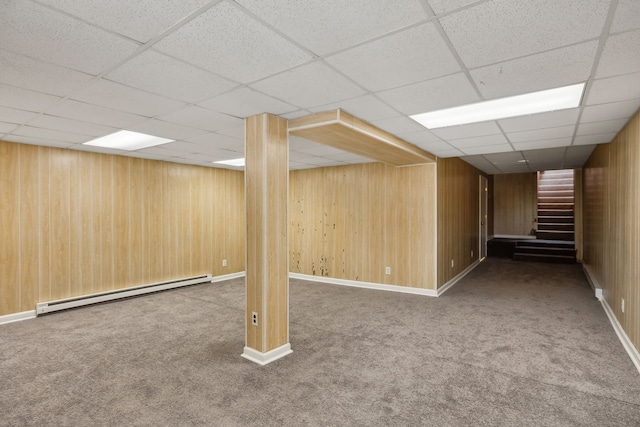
[437, 158, 482, 287]
[289, 162, 437, 289]
[493, 172, 537, 237]
[583, 109, 640, 354]
[0, 141, 245, 317]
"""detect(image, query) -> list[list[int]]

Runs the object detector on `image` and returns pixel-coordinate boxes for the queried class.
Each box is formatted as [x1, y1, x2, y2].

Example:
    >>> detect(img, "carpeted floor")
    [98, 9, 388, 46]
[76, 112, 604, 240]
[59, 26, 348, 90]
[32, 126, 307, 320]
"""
[1, 258, 639, 426]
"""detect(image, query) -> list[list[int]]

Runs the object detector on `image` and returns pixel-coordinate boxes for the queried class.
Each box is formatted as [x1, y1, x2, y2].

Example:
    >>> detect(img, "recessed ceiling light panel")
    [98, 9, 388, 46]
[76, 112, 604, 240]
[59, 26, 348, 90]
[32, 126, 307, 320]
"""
[213, 158, 245, 167]
[83, 130, 174, 150]
[410, 83, 585, 129]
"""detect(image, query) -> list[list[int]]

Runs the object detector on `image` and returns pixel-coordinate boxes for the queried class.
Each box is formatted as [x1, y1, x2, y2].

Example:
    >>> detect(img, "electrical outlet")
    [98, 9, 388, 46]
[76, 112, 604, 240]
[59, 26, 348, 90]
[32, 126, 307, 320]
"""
[621, 298, 625, 313]
[251, 312, 258, 326]
[222, 259, 227, 267]
[385, 266, 391, 275]
[471, 250, 474, 258]
[451, 259, 454, 268]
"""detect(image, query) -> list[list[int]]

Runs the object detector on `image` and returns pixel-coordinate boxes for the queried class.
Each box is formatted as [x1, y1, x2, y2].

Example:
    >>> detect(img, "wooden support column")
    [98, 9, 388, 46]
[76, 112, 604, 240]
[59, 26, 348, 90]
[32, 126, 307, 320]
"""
[242, 113, 292, 365]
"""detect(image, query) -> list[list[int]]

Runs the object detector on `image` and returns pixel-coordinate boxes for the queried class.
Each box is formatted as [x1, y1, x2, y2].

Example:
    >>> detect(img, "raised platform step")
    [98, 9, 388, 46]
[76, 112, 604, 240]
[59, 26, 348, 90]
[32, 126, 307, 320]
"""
[538, 215, 575, 223]
[513, 253, 576, 264]
[537, 223, 575, 231]
[514, 245, 576, 256]
[536, 230, 575, 241]
[515, 239, 575, 249]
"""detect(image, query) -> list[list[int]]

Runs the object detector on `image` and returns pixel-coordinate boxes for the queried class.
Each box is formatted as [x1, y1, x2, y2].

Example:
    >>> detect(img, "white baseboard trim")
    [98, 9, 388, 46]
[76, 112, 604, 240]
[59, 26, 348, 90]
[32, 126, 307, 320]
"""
[582, 264, 603, 300]
[289, 273, 438, 297]
[437, 259, 481, 297]
[0, 310, 36, 326]
[601, 298, 640, 374]
[211, 271, 245, 283]
[241, 343, 292, 366]
[493, 234, 536, 239]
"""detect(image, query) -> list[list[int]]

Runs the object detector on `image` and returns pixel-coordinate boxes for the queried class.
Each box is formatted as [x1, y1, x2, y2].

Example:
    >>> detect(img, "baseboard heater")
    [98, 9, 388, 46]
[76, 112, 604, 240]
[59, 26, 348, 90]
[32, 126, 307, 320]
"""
[36, 274, 213, 315]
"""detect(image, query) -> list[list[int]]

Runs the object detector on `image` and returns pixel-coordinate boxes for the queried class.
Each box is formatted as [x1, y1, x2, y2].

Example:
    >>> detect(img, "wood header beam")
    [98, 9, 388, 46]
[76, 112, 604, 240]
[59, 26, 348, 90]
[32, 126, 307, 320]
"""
[288, 109, 437, 166]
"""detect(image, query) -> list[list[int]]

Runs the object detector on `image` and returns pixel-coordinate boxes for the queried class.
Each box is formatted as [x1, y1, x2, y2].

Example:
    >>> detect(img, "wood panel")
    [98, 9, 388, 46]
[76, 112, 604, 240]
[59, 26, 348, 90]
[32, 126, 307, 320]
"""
[288, 109, 436, 166]
[493, 172, 537, 237]
[583, 108, 640, 355]
[0, 140, 245, 317]
[289, 162, 437, 289]
[437, 158, 483, 287]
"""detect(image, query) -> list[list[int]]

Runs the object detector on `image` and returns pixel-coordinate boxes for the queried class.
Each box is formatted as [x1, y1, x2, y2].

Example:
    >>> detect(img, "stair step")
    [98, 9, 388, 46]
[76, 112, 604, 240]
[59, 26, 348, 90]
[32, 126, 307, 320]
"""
[540, 170, 574, 178]
[536, 230, 575, 241]
[538, 181, 574, 189]
[538, 196, 575, 204]
[538, 210, 574, 217]
[537, 190, 575, 198]
[515, 239, 574, 248]
[538, 215, 574, 223]
[514, 245, 576, 256]
[538, 203, 574, 210]
[513, 253, 576, 264]
[538, 223, 575, 231]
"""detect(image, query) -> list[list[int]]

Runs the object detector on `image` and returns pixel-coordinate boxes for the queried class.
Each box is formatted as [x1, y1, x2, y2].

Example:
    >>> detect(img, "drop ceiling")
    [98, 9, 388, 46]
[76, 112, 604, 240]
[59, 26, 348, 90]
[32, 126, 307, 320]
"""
[1, 0, 639, 174]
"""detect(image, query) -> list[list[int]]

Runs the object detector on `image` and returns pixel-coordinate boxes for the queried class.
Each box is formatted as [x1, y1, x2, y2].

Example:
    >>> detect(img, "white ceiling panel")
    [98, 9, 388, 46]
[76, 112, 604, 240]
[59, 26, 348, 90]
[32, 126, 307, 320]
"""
[431, 121, 501, 140]
[0, 106, 38, 125]
[522, 147, 566, 161]
[37, 0, 212, 43]
[0, 84, 61, 112]
[236, 0, 427, 56]
[325, 23, 460, 92]
[565, 145, 597, 167]
[450, 134, 509, 148]
[214, 125, 245, 140]
[596, 30, 640, 78]
[587, 72, 640, 105]
[0, 49, 93, 98]
[484, 151, 525, 164]
[154, 2, 311, 83]
[396, 130, 443, 146]
[414, 141, 456, 152]
[185, 132, 244, 151]
[0, 122, 18, 134]
[251, 61, 366, 108]
[470, 41, 597, 99]
[440, 0, 609, 68]
[72, 79, 187, 117]
[431, 148, 464, 158]
[127, 119, 209, 141]
[47, 99, 147, 128]
[377, 73, 479, 115]
[106, 50, 238, 104]
[462, 144, 513, 155]
[0, 1, 139, 75]
[581, 99, 640, 123]
[427, 0, 479, 14]
[198, 87, 296, 118]
[512, 138, 573, 151]
[29, 115, 117, 137]
[13, 125, 89, 144]
[370, 116, 429, 135]
[3, 134, 75, 149]
[494, 164, 533, 174]
[158, 106, 243, 132]
[498, 109, 580, 133]
[460, 155, 502, 173]
[573, 133, 617, 146]
[280, 110, 313, 120]
[577, 118, 628, 136]
[611, 0, 640, 33]
[308, 95, 400, 122]
[507, 126, 576, 143]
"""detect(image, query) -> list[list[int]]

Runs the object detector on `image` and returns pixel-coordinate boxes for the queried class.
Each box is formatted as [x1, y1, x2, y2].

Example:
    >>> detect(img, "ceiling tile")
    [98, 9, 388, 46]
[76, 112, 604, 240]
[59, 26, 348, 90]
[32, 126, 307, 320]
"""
[581, 99, 640, 122]
[470, 41, 597, 99]
[577, 118, 628, 136]
[431, 121, 501, 140]
[251, 61, 366, 108]
[12, 125, 89, 143]
[484, 151, 525, 164]
[185, 132, 244, 151]
[431, 148, 465, 158]
[325, 23, 460, 92]
[370, 116, 428, 135]
[0, 84, 61, 112]
[415, 141, 456, 152]
[3, 134, 75, 149]
[564, 145, 597, 167]
[0, 1, 139, 75]
[573, 133, 617, 146]
[428, 0, 479, 14]
[507, 125, 575, 143]
[0, 106, 38, 124]
[198, 87, 296, 118]
[127, 119, 208, 141]
[158, 106, 243, 132]
[460, 155, 501, 174]
[37, 0, 212, 43]
[0, 122, 18, 133]
[47, 99, 147, 128]
[106, 50, 238, 103]
[611, 0, 640, 32]
[72, 79, 187, 117]
[494, 164, 533, 174]
[215, 124, 245, 140]
[0, 49, 93, 97]
[450, 134, 509, 148]
[522, 147, 566, 161]
[512, 138, 573, 150]
[308, 95, 400, 122]
[498, 109, 580, 133]
[596, 30, 640, 78]
[587, 72, 640, 105]
[154, 2, 311, 83]
[236, 0, 428, 55]
[280, 110, 313, 120]
[396, 130, 443, 146]
[462, 144, 513, 155]
[440, 0, 609, 68]
[377, 73, 479, 115]
[28, 115, 117, 137]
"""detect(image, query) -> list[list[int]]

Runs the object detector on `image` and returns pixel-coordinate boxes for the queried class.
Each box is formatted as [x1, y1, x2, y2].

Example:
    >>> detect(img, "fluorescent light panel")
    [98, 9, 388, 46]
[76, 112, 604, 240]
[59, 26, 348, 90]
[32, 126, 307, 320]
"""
[84, 130, 174, 150]
[410, 83, 585, 129]
[213, 157, 245, 167]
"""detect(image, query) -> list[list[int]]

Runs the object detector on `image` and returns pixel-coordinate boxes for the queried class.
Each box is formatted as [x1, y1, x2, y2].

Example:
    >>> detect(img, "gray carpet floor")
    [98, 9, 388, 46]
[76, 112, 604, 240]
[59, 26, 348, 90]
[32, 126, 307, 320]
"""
[1, 258, 640, 426]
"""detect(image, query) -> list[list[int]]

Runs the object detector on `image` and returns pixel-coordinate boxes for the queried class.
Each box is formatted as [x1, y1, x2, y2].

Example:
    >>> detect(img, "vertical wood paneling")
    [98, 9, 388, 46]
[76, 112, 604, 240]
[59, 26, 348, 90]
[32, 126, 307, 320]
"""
[493, 172, 537, 236]
[0, 140, 245, 317]
[583, 109, 640, 355]
[289, 162, 437, 289]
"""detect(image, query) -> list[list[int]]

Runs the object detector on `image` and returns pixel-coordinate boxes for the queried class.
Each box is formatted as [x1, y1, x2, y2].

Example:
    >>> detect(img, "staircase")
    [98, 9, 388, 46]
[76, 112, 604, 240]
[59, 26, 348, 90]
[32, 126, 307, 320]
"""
[512, 169, 576, 264]
[536, 169, 575, 241]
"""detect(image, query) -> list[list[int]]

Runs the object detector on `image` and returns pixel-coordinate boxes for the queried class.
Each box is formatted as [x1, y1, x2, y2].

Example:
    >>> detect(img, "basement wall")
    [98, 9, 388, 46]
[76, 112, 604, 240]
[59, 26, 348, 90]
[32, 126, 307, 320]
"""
[289, 162, 437, 290]
[582, 109, 640, 355]
[0, 141, 245, 317]
[492, 172, 537, 237]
